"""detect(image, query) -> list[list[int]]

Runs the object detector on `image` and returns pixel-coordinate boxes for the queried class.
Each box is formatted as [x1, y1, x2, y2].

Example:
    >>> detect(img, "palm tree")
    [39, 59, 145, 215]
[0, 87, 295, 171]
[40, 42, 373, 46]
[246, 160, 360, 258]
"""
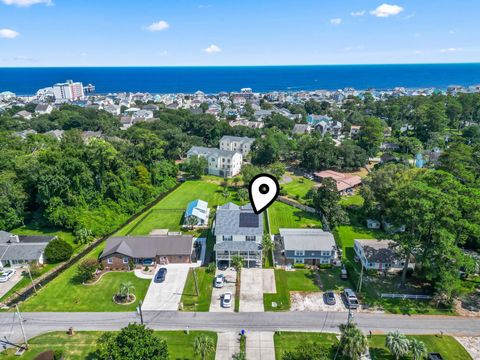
[385, 331, 410, 360]
[262, 234, 274, 266]
[184, 215, 198, 230]
[231, 255, 244, 273]
[118, 281, 135, 300]
[193, 335, 215, 360]
[232, 351, 246, 360]
[409, 338, 428, 360]
[339, 322, 368, 360]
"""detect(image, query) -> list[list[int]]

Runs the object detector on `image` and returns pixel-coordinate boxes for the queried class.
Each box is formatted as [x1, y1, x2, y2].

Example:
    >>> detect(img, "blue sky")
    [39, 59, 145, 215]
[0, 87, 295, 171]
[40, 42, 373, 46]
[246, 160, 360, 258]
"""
[0, 0, 479, 66]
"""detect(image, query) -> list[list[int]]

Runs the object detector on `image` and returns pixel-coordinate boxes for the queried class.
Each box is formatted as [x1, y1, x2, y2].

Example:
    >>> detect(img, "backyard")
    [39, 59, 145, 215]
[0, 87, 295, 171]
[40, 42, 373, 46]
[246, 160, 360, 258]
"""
[264, 269, 321, 311]
[0, 331, 218, 360]
[280, 173, 316, 203]
[268, 201, 322, 234]
[273, 332, 472, 360]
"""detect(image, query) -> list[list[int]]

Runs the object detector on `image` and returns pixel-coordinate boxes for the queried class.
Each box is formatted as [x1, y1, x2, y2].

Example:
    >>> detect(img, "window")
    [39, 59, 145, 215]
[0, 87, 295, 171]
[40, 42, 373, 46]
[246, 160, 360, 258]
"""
[294, 258, 304, 264]
[222, 235, 233, 241]
[321, 259, 330, 264]
[294, 250, 305, 256]
[123, 257, 129, 264]
[245, 236, 256, 242]
[107, 257, 113, 264]
[322, 251, 331, 256]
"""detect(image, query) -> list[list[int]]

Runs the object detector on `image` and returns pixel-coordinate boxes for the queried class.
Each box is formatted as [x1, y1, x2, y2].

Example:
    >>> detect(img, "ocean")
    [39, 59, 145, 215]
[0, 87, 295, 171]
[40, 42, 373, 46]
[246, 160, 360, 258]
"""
[1, 63, 480, 95]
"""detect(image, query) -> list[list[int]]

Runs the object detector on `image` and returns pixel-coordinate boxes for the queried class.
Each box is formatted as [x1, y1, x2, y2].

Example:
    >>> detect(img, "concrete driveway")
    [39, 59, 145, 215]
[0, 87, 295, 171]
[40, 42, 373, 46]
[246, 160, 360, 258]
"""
[0, 268, 23, 300]
[141, 264, 191, 311]
[210, 268, 236, 312]
[239, 268, 265, 312]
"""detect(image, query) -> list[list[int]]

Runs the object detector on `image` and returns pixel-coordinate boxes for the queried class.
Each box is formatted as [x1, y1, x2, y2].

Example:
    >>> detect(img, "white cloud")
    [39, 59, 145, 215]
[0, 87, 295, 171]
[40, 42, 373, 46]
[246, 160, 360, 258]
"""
[0, 28, 19, 39]
[351, 10, 366, 17]
[370, 4, 404, 17]
[2, 0, 52, 6]
[344, 44, 365, 51]
[440, 47, 463, 53]
[203, 44, 221, 54]
[330, 18, 342, 25]
[449, 30, 455, 35]
[145, 20, 170, 32]
[14, 55, 37, 62]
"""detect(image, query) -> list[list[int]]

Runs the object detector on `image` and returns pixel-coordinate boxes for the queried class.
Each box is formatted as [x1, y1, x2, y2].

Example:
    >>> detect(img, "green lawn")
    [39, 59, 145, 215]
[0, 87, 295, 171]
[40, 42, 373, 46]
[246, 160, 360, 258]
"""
[268, 201, 322, 234]
[180, 268, 214, 311]
[264, 269, 321, 311]
[18, 247, 150, 312]
[334, 225, 383, 259]
[339, 194, 365, 207]
[0, 331, 218, 360]
[318, 267, 349, 291]
[274, 332, 471, 360]
[116, 178, 240, 236]
[274, 332, 338, 359]
[281, 174, 316, 202]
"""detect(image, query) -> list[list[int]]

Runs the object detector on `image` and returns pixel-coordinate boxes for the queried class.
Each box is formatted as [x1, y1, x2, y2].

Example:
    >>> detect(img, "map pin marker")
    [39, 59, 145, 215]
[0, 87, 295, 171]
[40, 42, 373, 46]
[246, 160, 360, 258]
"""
[248, 174, 280, 214]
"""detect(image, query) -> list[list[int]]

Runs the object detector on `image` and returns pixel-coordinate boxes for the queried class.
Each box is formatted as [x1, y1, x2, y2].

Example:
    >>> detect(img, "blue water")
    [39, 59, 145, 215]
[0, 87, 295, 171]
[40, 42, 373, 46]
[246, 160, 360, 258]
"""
[1, 64, 480, 95]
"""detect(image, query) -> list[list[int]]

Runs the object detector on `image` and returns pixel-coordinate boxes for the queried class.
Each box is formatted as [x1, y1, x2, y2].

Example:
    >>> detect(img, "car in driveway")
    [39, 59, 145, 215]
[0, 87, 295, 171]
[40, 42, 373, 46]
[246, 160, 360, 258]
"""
[154, 268, 167, 283]
[324, 290, 336, 305]
[221, 292, 232, 308]
[214, 274, 225, 288]
[218, 262, 228, 271]
[0, 269, 16, 283]
[343, 288, 359, 309]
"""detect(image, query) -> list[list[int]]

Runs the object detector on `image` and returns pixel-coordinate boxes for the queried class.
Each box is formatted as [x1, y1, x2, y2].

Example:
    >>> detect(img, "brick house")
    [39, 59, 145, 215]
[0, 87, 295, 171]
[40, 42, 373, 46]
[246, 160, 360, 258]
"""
[99, 235, 194, 270]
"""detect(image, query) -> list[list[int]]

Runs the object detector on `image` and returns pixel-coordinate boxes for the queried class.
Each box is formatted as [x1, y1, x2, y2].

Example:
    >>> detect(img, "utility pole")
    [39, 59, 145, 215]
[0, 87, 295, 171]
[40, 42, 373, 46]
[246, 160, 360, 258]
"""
[15, 305, 28, 350]
[137, 300, 144, 325]
[192, 268, 199, 297]
[26, 264, 37, 295]
[357, 261, 364, 293]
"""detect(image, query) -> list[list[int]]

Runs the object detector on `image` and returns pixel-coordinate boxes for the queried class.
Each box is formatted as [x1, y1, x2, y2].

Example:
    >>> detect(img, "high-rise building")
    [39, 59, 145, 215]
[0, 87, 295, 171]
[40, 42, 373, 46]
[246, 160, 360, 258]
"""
[53, 80, 85, 100]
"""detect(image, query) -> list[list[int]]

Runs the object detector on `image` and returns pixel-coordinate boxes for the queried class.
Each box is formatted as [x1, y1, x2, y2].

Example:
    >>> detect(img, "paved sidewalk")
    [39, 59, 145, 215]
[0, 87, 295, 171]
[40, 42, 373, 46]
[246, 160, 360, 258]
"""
[246, 332, 275, 360]
[216, 332, 240, 360]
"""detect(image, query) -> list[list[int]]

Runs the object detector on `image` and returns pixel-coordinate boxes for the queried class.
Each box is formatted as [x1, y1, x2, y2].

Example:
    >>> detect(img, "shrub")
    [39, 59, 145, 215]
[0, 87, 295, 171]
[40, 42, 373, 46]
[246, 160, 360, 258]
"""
[319, 264, 332, 269]
[54, 349, 64, 360]
[75, 259, 98, 283]
[44, 238, 73, 263]
[206, 262, 216, 274]
[293, 263, 306, 269]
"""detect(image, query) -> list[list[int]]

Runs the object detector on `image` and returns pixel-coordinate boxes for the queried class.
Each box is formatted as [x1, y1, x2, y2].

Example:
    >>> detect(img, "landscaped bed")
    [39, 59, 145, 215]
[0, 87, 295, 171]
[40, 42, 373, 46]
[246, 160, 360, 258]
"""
[0, 330, 218, 360]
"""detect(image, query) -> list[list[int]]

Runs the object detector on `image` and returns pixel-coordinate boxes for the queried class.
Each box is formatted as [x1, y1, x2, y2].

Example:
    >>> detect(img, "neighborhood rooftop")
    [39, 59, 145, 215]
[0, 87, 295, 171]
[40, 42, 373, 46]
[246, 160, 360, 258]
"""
[187, 146, 239, 158]
[355, 239, 398, 263]
[280, 228, 336, 251]
[214, 202, 263, 236]
[101, 235, 193, 258]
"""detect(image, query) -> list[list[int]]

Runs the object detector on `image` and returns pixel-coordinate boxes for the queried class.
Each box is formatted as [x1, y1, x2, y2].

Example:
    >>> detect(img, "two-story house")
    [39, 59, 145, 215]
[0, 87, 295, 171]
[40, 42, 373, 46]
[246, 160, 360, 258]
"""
[354, 239, 413, 272]
[187, 146, 243, 178]
[219, 136, 255, 156]
[279, 228, 337, 266]
[213, 203, 263, 268]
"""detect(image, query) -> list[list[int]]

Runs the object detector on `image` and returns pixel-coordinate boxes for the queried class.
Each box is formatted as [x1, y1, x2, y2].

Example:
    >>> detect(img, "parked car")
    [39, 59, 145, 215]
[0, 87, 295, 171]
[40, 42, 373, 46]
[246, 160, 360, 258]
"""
[218, 262, 228, 271]
[214, 274, 225, 288]
[343, 288, 359, 309]
[143, 258, 154, 266]
[324, 290, 336, 305]
[341, 266, 348, 280]
[428, 354, 444, 360]
[155, 268, 167, 283]
[222, 292, 232, 308]
[0, 269, 16, 283]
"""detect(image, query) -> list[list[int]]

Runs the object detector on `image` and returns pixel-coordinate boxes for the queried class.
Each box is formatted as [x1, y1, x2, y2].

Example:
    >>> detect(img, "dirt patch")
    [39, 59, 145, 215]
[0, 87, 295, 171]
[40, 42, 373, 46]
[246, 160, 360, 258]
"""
[290, 291, 348, 312]
[455, 297, 480, 317]
[455, 337, 480, 359]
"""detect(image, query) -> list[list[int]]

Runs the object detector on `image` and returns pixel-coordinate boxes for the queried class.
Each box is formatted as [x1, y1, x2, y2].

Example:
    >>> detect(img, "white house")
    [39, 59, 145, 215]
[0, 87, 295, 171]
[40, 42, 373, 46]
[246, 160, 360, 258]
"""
[213, 203, 263, 268]
[184, 199, 210, 228]
[187, 146, 243, 178]
[34, 103, 54, 115]
[354, 239, 413, 272]
[219, 136, 255, 156]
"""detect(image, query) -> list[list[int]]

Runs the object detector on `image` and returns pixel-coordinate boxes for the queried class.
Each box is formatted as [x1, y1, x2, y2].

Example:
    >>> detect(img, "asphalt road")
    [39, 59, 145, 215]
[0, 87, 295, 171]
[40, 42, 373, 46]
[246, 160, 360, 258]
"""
[2, 311, 480, 344]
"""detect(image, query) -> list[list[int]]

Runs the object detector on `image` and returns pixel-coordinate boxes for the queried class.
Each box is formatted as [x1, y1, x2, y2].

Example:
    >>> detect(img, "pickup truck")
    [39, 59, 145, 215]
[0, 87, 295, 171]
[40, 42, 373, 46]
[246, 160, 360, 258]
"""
[343, 288, 359, 309]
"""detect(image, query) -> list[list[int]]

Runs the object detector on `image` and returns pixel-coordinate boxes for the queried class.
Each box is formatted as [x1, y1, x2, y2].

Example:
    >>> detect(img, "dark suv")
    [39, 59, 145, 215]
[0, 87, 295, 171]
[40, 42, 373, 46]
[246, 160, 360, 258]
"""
[155, 268, 167, 282]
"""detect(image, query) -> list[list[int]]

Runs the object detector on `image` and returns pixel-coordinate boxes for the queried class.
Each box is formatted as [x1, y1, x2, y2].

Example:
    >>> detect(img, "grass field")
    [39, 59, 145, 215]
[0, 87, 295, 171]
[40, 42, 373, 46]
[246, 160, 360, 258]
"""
[180, 268, 214, 311]
[268, 202, 322, 234]
[264, 269, 321, 311]
[339, 194, 365, 207]
[273, 332, 471, 360]
[116, 179, 240, 236]
[281, 174, 316, 202]
[335, 225, 383, 258]
[18, 247, 150, 312]
[0, 331, 218, 360]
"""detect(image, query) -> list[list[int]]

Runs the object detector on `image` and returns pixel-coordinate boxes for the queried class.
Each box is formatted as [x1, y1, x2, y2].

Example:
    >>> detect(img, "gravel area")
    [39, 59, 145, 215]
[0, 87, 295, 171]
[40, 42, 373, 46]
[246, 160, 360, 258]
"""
[290, 291, 348, 312]
[454, 337, 480, 359]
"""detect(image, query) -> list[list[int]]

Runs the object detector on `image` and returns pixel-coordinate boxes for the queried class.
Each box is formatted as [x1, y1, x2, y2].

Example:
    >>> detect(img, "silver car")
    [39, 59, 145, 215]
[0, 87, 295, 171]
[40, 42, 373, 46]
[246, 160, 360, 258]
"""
[214, 274, 225, 288]
[0, 269, 16, 282]
[221, 292, 232, 308]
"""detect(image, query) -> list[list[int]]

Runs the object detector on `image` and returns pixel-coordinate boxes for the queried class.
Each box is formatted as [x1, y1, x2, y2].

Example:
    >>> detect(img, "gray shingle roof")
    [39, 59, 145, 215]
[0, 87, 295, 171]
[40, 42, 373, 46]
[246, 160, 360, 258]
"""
[187, 146, 239, 158]
[355, 239, 398, 263]
[280, 228, 336, 252]
[220, 136, 255, 144]
[100, 235, 193, 258]
[214, 241, 262, 252]
[214, 203, 263, 236]
[0, 232, 55, 263]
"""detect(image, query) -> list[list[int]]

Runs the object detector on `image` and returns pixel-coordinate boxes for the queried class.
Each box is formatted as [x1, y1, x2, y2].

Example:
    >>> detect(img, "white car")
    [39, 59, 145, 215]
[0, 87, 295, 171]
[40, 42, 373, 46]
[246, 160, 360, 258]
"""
[214, 274, 225, 288]
[222, 292, 232, 308]
[0, 269, 16, 283]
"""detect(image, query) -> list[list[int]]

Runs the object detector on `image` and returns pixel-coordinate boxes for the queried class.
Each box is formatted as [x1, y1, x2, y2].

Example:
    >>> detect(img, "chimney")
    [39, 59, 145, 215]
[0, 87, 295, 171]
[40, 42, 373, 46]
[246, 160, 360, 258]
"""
[9, 235, 20, 243]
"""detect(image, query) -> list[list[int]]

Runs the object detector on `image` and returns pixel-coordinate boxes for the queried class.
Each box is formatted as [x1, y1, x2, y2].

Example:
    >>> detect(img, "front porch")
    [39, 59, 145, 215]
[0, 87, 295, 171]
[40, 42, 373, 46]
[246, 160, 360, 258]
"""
[214, 241, 263, 268]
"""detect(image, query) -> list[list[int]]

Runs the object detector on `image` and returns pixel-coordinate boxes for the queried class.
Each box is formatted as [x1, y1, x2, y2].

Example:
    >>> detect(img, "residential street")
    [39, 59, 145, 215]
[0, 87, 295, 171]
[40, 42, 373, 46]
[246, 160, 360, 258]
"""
[2, 311, 480, 345]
